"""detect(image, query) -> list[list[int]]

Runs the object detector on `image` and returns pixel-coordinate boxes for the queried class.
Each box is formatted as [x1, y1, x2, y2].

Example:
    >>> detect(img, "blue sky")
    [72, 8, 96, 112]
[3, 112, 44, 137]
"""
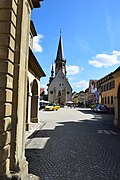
[31, 0, 120, 93]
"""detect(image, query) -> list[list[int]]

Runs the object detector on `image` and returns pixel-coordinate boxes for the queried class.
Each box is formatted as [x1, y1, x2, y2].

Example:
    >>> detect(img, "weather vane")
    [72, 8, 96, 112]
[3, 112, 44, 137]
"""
[60, 28, 62, 35]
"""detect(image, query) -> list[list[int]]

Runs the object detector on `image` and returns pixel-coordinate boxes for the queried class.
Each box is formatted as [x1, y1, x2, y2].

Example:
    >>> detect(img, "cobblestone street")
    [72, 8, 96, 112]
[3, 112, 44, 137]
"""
[25, 107, 120, 180]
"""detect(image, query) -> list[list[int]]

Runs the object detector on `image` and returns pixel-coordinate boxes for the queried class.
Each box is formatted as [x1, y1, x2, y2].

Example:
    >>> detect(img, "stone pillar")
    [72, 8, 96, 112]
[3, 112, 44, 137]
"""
[10, 0, 32, 179]
[0, 0, 17, 179]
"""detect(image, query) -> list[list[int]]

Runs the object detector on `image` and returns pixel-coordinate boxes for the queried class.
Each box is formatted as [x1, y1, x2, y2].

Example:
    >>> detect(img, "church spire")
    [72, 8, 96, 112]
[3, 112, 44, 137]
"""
[55, 30, 66, 76]
[55, 30, 64, 62]
[51, 63, 54, 77]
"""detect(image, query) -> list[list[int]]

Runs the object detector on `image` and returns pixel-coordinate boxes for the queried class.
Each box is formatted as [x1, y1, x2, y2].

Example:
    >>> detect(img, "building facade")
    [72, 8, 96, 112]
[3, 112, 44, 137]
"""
[27, 48, 45, 130]
[73, 93, 79, 106]
[0, 0, 44, 179]
[97, 66, 120, 126]
[47, 33, 72, 105]
[89, 80, 98, 105]
[97, 72, 114, 112]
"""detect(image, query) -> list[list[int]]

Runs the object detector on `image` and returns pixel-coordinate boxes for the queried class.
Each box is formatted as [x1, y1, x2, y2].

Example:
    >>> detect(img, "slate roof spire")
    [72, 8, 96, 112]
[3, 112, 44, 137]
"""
[54, 30, 67, 75]
[55, 30, 65, 62]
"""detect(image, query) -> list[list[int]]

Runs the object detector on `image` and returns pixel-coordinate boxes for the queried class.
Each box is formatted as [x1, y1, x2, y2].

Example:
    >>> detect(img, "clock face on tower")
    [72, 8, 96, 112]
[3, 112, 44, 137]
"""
[58, 73, 62, 77]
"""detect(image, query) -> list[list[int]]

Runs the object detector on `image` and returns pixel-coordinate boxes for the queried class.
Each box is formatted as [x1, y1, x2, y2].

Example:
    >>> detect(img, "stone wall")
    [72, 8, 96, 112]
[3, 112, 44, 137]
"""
[0, 0, 43, 178]
[0, 1, 18, 178]
[0, 0, 43, 179]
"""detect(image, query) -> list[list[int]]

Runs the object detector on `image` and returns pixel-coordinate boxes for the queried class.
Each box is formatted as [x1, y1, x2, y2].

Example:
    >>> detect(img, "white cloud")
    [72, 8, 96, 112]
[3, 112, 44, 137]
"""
[33, 34, 44, 53]
[113, 50, 120, 56]
[73, 80, 89, 91]
[89, 50, 120, 68]
[66, 65, 80, 75]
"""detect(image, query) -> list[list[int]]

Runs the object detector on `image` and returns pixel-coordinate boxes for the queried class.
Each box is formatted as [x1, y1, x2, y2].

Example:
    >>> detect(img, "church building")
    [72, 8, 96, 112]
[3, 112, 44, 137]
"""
[47, 32, 72, 105]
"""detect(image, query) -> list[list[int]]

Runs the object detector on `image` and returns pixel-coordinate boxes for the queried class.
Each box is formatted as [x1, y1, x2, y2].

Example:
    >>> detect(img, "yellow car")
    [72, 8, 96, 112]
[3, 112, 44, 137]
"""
[44, 103, 60, 111]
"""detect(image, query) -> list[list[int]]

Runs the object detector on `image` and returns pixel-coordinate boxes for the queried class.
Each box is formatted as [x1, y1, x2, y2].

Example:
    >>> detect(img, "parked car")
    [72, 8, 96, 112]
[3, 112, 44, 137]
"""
[93, 104, 108, 113]
[39, 100, 49, 110]
[89, 103, 96, 109]
[44, 103, 60, 111]
[39, 102, 45, 110]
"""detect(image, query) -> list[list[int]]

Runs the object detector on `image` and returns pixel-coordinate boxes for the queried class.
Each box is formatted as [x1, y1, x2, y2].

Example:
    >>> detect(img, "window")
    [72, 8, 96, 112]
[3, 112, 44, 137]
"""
[102, 97, 104, 104]
[101, 86, 103, 92]
[106, 83, 108, 91]
[111, 96, 113, 104]
[105, 97, 106, 104]
[108, 96, 110, 104]
[112, 80, 115, 88]
[109, 82, 112, 89]
[108, 82, 110, 90]
[105, 84, 107, 91]
[103, 85, 105, 91]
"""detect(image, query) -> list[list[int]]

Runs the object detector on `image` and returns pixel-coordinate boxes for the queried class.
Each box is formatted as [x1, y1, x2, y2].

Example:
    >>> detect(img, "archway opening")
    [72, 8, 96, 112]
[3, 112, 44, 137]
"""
[31, 79, 38, 123]
[26, 77, 29, 130]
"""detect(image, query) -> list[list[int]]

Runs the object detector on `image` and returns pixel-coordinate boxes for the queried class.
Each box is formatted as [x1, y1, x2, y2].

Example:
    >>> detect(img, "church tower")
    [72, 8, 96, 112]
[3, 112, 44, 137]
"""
[55, 31, 67, 76]
[47, 32, 72, 105]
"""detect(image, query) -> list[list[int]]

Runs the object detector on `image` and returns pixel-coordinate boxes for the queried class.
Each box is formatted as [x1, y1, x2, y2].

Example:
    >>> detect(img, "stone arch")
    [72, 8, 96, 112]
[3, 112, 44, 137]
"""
[26, 77, 29, 129]
[30, 79, 39, 123]
[117, 84, 120, 126]
[26, 76, 32, 130]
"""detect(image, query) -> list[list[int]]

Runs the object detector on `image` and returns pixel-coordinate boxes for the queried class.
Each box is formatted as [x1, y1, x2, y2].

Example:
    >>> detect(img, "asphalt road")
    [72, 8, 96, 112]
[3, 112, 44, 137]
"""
[26, 107, 120, 180]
